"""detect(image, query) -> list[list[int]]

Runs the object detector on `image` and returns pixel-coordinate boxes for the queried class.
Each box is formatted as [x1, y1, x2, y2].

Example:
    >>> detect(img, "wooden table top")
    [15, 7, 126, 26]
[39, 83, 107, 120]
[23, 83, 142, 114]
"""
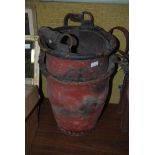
[30, 99, 129, 155]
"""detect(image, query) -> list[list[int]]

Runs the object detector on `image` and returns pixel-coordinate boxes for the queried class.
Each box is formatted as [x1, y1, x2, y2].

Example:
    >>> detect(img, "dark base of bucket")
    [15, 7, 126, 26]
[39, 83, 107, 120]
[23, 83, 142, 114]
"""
[58, 127, 95, 136]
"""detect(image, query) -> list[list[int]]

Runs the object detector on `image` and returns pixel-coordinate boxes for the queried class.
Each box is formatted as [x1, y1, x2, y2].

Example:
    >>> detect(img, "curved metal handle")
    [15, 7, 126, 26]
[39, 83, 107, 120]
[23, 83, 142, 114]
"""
[109, 26, 129, 57]
[64, 11, 94, 27]
[109, 27, 129, 74]
[82, 11, 94, 26]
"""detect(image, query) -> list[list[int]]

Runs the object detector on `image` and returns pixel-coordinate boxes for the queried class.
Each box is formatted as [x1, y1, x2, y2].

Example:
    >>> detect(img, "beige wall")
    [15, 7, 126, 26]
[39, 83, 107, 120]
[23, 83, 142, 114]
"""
[26, 1, 129, 103]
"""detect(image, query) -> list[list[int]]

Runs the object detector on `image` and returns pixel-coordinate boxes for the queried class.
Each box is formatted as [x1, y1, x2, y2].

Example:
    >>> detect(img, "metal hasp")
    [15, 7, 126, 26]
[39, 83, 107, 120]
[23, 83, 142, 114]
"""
[38, 11, 129, 136]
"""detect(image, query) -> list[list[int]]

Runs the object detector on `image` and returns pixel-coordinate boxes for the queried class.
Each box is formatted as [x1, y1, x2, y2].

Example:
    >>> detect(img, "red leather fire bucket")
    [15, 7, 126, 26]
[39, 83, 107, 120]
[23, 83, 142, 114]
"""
[38, 12, 124, 136]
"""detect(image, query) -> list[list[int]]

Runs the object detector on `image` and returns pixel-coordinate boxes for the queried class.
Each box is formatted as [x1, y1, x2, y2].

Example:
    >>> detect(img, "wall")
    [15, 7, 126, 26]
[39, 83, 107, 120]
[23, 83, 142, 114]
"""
[26, 1, 129, 103]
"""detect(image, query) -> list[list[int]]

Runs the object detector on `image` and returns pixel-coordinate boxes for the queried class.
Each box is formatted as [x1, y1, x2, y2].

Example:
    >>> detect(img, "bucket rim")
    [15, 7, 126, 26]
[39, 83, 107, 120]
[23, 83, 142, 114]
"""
[39, 25, 117, 60]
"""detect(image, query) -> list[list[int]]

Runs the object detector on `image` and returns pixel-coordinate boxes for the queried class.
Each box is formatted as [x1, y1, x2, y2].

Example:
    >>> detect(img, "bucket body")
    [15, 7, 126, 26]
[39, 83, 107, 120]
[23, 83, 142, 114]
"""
[46, 53, 109, 82]
[37, 11, 122, 135]
[47, 72, 110, 135]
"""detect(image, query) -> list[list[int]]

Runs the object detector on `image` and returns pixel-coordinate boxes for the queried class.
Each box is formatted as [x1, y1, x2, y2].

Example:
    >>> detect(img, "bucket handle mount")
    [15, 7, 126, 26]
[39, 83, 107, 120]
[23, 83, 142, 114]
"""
[64, 11, 94, 27]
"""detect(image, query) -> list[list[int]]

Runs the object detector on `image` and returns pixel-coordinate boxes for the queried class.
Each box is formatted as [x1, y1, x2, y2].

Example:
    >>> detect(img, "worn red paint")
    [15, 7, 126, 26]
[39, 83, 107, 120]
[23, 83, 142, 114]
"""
[46, 65, 110, 135]
[46, 53, 109, 82]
